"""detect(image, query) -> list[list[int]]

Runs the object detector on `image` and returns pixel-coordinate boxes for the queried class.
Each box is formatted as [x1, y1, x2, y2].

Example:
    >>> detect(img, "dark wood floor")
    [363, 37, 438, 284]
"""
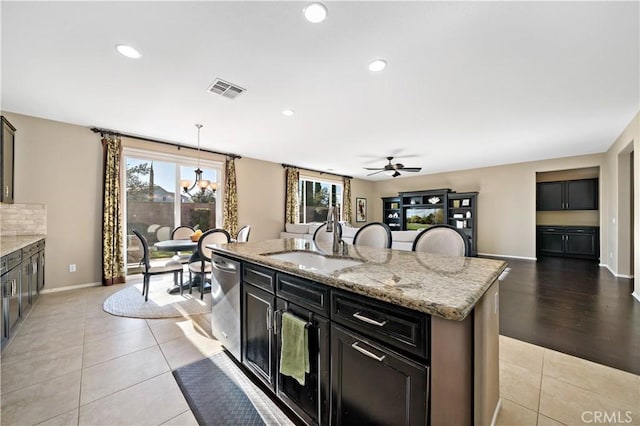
[493, 255, 639, 375]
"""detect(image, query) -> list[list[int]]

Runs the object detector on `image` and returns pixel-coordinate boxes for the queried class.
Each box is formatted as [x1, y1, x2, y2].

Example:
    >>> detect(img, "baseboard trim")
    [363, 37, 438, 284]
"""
[40, 281, 102, 294]
[490, 398, 502, 426]
[632, 292, 640, 303]
[599, 264, 634, 279]
[478, 253, 537, 261]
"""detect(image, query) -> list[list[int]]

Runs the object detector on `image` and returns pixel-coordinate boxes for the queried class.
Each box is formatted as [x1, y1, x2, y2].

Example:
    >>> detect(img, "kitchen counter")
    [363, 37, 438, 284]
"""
[1, 235, 46, 257]
[212, 238, 507, 321]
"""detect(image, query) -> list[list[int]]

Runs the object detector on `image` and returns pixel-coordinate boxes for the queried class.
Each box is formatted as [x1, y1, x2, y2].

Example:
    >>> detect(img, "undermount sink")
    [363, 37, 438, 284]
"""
[266, 251, 363, 272]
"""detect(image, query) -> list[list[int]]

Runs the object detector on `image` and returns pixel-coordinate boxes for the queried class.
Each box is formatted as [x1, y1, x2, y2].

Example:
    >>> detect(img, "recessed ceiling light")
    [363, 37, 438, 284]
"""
[282, 109, 295, 116]
[368, 59, 387, 72]
[116, 44, 141, 59]
[303, 3, 327, 23]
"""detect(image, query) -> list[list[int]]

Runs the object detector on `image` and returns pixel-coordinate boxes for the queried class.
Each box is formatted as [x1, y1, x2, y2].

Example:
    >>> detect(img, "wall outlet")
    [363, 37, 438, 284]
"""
[69, 264, 76, 272]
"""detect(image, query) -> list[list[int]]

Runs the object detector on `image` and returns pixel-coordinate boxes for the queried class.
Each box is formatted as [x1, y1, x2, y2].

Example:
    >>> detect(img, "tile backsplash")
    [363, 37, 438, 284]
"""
[0, 203, 47, 236]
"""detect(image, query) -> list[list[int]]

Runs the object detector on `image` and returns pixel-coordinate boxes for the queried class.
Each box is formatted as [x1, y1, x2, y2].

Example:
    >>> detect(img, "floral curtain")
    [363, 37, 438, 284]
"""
[101, 135, 125, 286]
[343, 177, 352, 225]
[223, 156, 238, 237]
[284, 167, 299, 224]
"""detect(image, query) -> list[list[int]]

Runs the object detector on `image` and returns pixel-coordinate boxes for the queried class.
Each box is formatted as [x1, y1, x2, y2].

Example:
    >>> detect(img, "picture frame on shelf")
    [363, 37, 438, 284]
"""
[356, 197, 367, 222]
[453, 200, 460, 208]
[462, 199, 470, 206]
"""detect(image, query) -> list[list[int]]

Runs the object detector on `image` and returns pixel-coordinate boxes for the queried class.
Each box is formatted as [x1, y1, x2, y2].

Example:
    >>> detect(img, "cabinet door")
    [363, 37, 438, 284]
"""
[537, 228, 565, 255]
[566, 179, 598, 210]
[37, 249, 45, 293]
[242, 284, 276, 390]
[276, 300, 330, 426]
[536, 182, 563, 210]
[565, 232, 597, 258]
[331, 325, 428, 426]
[1, 118, 15, 204]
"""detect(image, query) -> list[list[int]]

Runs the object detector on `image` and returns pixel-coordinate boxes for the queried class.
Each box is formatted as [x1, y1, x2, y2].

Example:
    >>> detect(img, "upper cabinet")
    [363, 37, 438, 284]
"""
[536, 178, 598, 211]
[0, 116, 16, 204]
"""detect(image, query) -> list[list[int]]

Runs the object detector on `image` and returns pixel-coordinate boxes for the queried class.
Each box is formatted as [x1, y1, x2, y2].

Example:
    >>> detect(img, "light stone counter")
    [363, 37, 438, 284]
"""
[1, 235, 46, 258]
[212, 238, 507, 321]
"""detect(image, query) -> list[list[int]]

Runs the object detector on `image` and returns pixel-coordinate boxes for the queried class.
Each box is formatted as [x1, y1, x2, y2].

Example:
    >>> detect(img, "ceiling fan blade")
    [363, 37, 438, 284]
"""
[400, 167, 422, 172]
[366, 170, 385, 176]
[363, 167, 384, 171]
[392, 171, 401, 178]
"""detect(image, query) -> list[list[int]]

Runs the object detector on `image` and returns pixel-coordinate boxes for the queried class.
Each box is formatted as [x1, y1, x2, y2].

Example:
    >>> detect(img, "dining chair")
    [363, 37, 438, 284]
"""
[170, 225, 195, 263]
[312, 222, 343, 245]
[353, 222, 392, 249]
[171, 225, 194, 240]
[155, 226, 171, 242]
[235, 225, 251, 243]
[131, 229, 184, 301]
[411, 224, 469, 256]
[188, 228, 231, 299]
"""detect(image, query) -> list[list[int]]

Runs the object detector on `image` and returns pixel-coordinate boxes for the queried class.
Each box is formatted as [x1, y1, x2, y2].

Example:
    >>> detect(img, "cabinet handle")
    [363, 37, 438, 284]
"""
[353, 312, 387, 327]
[273, 310, 281, 335]
[266, 306, 272, 331]
[351, 342, 386, 362]
[4, 186, 8, 197]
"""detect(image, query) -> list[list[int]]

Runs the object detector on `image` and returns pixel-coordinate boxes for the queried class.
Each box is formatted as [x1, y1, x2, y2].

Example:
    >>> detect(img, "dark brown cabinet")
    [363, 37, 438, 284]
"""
[331, 324, 428, 426]
[0, 116, 16, 204]
[381, 196, 401, 230]
[537, 226, 599, 260]
[537, 179, 598, 211]
[447, 192, 478, 256]
[242, 282, 277, 390]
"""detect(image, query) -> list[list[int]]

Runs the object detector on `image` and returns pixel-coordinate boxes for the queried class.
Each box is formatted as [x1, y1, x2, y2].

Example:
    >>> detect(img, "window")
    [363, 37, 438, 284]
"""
[298, 177, 343, 223]
[123, 148, 222, 267]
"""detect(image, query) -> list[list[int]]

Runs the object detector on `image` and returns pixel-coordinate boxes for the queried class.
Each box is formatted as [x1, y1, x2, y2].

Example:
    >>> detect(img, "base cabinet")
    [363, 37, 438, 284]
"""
[242, 283, 276, 390]
[331, 324, 428, 425]
[537, 226, 599, 260]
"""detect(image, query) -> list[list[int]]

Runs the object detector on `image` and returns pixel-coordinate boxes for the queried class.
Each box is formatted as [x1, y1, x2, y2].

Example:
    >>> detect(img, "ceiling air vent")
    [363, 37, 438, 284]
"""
[207, 79, 245, 100]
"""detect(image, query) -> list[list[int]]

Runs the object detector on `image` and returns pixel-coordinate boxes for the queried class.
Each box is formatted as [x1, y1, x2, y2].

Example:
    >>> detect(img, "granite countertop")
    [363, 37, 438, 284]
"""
[1, 235, 46, 257]
[211, 238, 507, 321]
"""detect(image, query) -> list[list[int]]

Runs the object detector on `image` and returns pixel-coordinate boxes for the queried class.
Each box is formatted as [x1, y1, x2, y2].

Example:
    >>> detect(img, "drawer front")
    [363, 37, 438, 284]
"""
[276, 272, 329, 316]
[331, 291, 428, 359]
[565, 226, 597, 234]
[243, 262, 275, 293]
[6, 251, 22, 271]
[536, 226, 564, 233]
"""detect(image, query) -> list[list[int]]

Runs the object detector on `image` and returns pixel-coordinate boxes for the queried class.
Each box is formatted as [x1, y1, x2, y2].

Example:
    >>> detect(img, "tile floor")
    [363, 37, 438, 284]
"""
[1, 278, 639, 426]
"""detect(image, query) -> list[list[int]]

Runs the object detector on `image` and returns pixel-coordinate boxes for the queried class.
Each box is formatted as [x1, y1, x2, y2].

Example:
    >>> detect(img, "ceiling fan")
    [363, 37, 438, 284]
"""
[364, 156, 422, 178]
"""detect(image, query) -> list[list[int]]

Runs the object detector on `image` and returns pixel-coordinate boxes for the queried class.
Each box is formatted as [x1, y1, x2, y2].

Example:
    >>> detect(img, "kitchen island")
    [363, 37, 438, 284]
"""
[210, 238, 507, 426]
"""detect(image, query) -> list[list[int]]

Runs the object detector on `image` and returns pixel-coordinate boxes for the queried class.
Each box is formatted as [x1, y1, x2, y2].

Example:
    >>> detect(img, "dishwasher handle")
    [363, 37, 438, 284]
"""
[211, 259, 238, 274]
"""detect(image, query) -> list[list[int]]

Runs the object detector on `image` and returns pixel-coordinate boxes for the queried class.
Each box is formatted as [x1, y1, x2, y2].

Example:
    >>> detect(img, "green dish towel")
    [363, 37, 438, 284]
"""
[279, 312, 310, 386]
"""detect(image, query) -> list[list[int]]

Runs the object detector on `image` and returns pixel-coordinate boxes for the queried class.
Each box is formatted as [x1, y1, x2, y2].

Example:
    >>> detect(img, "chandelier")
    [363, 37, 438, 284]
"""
[180, 124, 218, 194]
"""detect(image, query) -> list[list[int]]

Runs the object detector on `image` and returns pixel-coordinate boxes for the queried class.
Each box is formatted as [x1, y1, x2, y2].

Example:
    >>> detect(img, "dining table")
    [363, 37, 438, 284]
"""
[153, 239, 211, 295]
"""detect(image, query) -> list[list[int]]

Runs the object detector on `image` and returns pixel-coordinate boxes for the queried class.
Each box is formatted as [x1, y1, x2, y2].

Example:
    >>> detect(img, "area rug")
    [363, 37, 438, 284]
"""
[173, 352, 293, 426]
[103, 282, 210, 319]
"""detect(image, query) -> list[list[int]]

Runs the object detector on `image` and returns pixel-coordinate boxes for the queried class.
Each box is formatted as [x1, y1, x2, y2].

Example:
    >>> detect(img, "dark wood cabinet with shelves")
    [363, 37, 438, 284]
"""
[537, 226, 599, 260]
[400, 189, 450, 231]
[1, 116, 16, 204]
[537, 179, 598, 211]
[447, 192, 478, 256]
[381, 196, 401, 230]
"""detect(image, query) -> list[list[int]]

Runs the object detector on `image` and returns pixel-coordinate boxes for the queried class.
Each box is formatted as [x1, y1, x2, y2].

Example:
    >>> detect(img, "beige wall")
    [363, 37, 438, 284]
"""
[2, 112, 104, 290]
[371, 154, 604, 259]
[603, 111, 638, 289]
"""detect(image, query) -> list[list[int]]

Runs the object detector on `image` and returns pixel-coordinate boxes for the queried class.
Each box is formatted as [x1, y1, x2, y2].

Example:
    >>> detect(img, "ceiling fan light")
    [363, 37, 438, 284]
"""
[384, 170, 395, 176]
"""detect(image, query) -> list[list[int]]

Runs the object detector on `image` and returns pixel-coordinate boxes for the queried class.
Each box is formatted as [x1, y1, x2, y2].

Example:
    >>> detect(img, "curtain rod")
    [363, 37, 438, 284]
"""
[91, 127, 242, 159]
[282, 163, 352, 180]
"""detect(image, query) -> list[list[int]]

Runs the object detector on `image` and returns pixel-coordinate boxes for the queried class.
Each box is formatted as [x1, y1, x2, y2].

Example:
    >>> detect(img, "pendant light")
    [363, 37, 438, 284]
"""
[180, 124, 217, 194]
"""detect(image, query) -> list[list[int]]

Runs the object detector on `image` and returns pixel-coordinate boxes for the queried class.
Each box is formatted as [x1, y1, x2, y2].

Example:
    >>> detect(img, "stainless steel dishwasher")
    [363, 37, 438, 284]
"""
[210, 254, 241, 361]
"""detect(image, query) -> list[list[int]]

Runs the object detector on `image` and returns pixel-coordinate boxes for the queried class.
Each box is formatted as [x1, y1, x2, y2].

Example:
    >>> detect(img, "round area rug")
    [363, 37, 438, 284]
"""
[103, 283, 211, 319]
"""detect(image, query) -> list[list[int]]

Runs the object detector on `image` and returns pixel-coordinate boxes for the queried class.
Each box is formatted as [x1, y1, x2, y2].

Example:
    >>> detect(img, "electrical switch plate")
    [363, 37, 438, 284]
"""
[69, 264, 76, 272]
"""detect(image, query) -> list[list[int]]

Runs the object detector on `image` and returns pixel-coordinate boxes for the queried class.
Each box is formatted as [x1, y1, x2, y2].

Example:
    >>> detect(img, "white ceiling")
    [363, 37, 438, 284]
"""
[2, 1, 638, 180]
